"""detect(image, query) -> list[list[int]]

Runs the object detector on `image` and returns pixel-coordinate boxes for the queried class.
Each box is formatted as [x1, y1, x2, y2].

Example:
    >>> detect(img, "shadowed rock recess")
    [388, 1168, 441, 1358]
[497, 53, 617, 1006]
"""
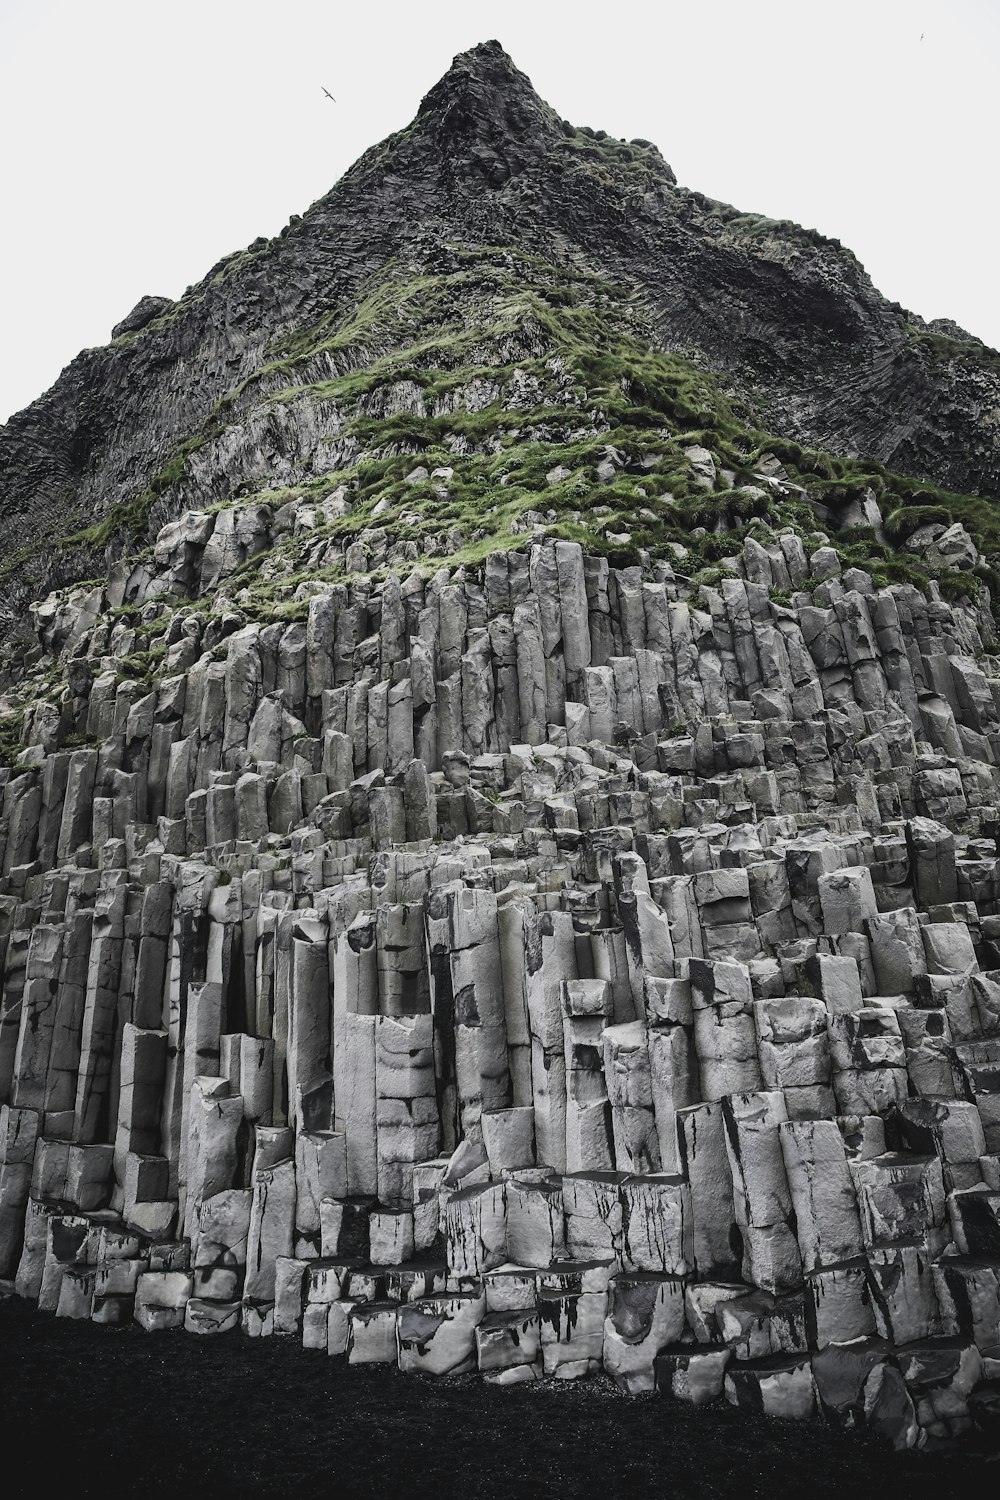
[1, 40, 1000, 1451]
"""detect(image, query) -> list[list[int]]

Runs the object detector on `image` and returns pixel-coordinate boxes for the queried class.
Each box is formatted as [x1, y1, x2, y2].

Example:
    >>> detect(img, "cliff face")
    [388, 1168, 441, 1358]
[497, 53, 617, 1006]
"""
[1, 41, 1000, 1448]
[0, 40, 997, 639]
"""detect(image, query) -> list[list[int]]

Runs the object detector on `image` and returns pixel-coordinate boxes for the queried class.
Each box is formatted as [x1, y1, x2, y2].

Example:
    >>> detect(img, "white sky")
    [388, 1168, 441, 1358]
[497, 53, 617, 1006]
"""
[1, 0, 997, 426]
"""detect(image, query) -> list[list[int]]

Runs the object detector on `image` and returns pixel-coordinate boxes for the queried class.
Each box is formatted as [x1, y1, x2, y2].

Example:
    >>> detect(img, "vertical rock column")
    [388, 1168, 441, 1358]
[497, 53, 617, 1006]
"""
[722, 1090, 803, 1294]
[561, 979, 613, 1172]
[425, 883, 510, 1146]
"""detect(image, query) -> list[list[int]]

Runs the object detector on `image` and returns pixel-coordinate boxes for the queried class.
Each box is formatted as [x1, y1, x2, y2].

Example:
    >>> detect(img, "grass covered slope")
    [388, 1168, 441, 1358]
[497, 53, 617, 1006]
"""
[56, 246, 1000, 612]
[0, 241, 997, 761]
[1, 41, 997, 664]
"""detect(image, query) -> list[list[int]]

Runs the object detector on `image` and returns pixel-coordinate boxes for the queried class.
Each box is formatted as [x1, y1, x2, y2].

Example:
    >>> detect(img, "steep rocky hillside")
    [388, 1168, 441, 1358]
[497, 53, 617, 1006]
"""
[0, 41, 999, 1453]
[0, 41, 997, 650]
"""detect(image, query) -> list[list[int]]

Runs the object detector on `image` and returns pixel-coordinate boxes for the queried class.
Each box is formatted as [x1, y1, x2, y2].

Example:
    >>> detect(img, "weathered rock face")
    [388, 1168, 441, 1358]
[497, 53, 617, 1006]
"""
[111, 296, 174, 342]
[905, 522, 980, 574]
[0, 39, 999, 1456]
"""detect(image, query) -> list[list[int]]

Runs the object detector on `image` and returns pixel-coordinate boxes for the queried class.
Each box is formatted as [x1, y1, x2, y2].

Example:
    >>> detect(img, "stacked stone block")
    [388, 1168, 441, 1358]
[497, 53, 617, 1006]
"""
[1, 534, 1000, 1447]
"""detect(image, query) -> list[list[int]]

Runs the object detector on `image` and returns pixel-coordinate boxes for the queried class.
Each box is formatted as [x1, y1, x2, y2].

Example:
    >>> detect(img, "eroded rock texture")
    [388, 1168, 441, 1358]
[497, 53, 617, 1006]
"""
[1, 40, 999, 1455]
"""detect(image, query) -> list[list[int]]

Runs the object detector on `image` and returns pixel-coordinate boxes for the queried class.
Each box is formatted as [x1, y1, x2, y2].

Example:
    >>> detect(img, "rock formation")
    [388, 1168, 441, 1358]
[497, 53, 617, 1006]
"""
[0, 40, 999, 1451]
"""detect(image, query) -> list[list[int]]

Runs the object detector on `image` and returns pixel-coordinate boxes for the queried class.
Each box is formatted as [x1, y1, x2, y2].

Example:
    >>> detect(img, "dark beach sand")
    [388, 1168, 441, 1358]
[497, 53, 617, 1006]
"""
[0, 1302, 995, 1499]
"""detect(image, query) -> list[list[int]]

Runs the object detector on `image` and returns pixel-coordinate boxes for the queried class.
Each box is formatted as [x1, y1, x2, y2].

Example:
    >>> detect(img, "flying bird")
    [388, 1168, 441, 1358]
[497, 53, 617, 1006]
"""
[322, 87, 336, 101]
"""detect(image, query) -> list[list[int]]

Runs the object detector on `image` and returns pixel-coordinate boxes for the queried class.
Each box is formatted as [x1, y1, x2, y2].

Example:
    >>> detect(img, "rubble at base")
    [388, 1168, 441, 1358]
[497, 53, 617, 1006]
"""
[3, 526, 1000, 1454]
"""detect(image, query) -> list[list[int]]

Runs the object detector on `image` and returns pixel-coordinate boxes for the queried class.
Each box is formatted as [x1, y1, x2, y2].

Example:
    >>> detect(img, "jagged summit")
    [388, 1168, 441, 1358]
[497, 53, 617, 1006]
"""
[391, 39, 671, 193]
[409, 40, 672, 193]
[417, 40, 551, 125]
[421, 37, 528, 97]
[413, 41, 562, 183]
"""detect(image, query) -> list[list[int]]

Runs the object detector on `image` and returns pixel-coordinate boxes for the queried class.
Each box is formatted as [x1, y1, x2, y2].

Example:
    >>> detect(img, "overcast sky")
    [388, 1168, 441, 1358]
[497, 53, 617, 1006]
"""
[1, 0, 997, 425]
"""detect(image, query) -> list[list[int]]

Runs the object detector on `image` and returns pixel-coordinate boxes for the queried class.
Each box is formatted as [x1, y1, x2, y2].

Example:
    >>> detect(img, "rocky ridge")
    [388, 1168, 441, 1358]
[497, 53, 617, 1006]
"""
[0, 41, 999, 1451]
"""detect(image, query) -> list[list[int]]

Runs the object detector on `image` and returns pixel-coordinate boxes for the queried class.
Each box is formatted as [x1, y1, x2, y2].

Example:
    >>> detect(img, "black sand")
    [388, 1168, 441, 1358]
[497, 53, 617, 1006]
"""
[1, 1303, 996, 1499]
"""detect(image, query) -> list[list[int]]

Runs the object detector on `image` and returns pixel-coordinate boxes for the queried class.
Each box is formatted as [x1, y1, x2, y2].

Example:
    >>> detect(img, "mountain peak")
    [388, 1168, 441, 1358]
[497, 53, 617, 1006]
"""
[418, 40, 540, 114]
[415, 40, 560, 171]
